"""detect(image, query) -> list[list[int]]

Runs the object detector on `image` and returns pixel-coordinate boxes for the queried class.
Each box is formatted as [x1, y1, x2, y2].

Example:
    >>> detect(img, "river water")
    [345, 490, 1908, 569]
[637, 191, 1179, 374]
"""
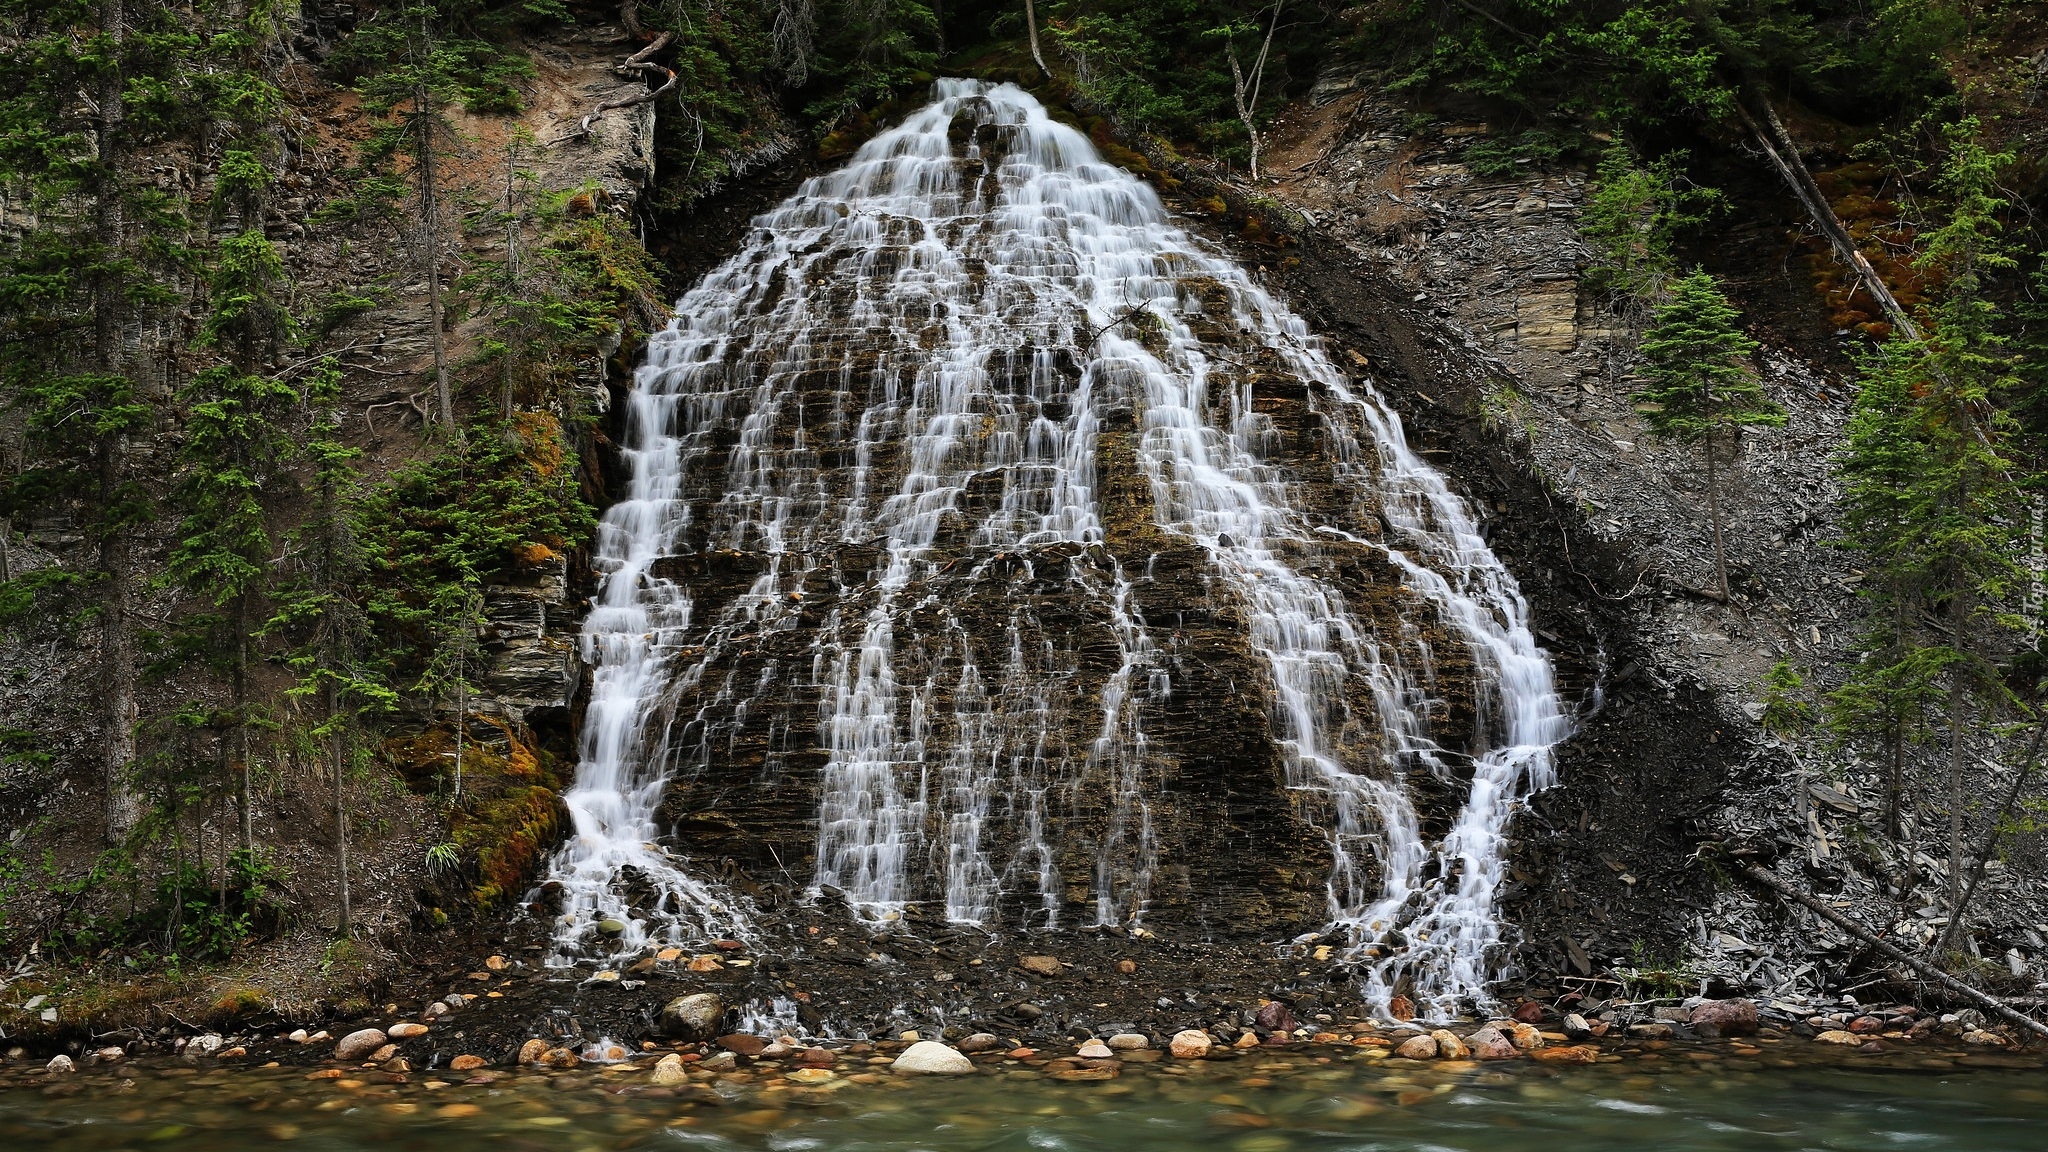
[3, 1046, 2043, 1151]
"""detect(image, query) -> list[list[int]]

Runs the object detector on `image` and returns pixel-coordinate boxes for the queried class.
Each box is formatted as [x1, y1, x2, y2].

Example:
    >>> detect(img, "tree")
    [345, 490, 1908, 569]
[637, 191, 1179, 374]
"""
[162, 224, 298, 854]
[268, 365, 395, 938]
[1222, 2, 1285, 179]
[1633, 269, 1785, 600]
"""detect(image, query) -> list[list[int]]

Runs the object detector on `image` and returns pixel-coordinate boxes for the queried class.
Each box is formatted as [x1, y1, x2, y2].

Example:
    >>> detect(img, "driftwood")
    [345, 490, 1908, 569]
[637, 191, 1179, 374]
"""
[560, 32, 678, 143]
[1725, 855, 2048, 1042]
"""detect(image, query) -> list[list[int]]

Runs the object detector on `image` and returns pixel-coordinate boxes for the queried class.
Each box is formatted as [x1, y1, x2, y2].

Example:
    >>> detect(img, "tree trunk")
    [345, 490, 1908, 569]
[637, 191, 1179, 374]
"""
[330, 678, 351, 938]
[416, 63, 453, 428]
[1023, 0, 1048, 79]
[1946, 589, 1971, 943]
[1704, 433, 1728, 600]
[1885, 722, 1904, 841]
[233, 593, 253, 854]
[96, 0, 138, 845]
[1934, 725, 2044, 957]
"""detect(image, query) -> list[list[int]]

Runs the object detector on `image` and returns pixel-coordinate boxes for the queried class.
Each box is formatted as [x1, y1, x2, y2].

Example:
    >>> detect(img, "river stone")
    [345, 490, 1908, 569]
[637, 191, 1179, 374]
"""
[699, 1051, 738, 1071]
[717, 1033, 767, 1056]
[46, 1055, 74, 1073]
[335, 1028, 387, 1061]
[1255, 1002, 1298, 1034]
[787, 1067, 837, 1085]
[1508, 1022, 1545, 1050]
[1430, 1029, 1469, 1059]
[1562, 1013, 1593, 1039]
[892, 1040, 974, 1074]
[1626, 1022, 1674, 1040]
[186, 1033, 224, 1056]
[517, 1039, 548, 1064]
[651, 1054, 688, 1085]
[449, 1055, 486, 1071]
[661, 993, 725, 1041]
[959, 1033, 1003, 1053]
[1169, 1030, 1212, 1058]
[1018, 955, 1063, 976]
[1690, 999, 1759, 1036]
[596, 919, 627, 936]
[92, 1046, 125, 1063]
[1107, 1033, 1150, 1050]
[1076, 1039, 1113, 1058]
[1532, 1045, 1598, 1064]
[1394, 1034, 1438, 1059]
[1963, 1030, 2007, 1046]
[1466, 1027, 1518, 1059]
[389, 1022, 430, 1039]
[1512, 1001, 1547, 1024]
[1815, 1030, 1860, 1045]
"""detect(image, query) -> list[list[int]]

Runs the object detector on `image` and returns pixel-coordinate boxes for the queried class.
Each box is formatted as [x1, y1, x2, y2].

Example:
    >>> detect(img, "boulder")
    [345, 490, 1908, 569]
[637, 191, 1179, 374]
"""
[1394, 1034, 1438, 1059]
[1689, 999, 1759, 1037]
[1255, 1002, 1298, 1034]
[334, 1028, 388, 1062]
[891, 1040, 974, 1074]
[661, 993, 725, 1041]
[1168, 1030, 1212, 1059]
[1430, 1029, 1469, 1059]
[1466, 1027, 1518, 1060]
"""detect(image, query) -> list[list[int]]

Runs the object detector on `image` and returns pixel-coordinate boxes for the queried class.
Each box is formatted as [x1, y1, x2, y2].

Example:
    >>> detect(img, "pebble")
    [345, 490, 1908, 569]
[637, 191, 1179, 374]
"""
[334, 1029, 387, 1062]
[517, 1039, 549, 1065]
[650, 1055, 688, 1086]
[719, 1034, 768, 1056]
[1077, 1039, 1114, 1059]
[46, 1055, 74, 1074]
[388, 1022, 430, 1039]
[287, 1029, 309, 1044]
[1690, 999, 1760, 1036]
[891, 1041, 975, 1074]
[959, 1033, 1003, 1053]
[92, 1045, 125, 1063]
[687, 955, 724, 972]
[786, 1067, 837, 1085]
[1532, 1045, 1598, 1065]
[1562, 1013, 1592, 1039]
[483, 956, 508, 970]
[1626, 1023, 1674, 1041]
[1815, 1030, 1860, 1046]
[1107, 1033, 1150, 1050]
[186, 1034, 224, 1056]
[449, 1055, 486, 1071]
[699, 1052, 739, 1072]
[1018, 955, 1063, 976]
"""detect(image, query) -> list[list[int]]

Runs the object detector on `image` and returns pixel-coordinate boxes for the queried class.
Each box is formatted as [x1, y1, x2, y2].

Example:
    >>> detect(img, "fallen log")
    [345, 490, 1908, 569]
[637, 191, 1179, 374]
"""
[1721, 852, 2048, 1043]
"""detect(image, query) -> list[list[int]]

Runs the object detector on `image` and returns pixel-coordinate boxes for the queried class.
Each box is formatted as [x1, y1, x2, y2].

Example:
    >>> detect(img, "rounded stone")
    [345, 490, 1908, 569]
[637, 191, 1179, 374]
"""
[388, 1022, 430, 1039]
[891, 1040, 974, 1074]
[1394, 1034, 1438, 1059]
[334, 1028, 388, 1062]
[1168, 1030, 1212, 1059]
[1106, 1033, 1150, 1050]
[660, 993, 725, 1041]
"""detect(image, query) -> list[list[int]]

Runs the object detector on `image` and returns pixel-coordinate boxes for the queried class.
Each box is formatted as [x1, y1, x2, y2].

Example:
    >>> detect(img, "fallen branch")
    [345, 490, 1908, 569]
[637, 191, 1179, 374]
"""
[1721, 852, 2048, 1042]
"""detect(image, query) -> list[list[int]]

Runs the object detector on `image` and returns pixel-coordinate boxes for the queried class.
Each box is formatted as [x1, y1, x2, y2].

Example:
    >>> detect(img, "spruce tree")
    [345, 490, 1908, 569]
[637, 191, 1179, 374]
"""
[1633, 269, 1785, 600]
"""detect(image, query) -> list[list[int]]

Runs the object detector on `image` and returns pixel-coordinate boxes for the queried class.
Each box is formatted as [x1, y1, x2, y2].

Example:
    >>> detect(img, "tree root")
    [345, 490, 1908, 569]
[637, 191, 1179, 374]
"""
[555, 32, 677, 145]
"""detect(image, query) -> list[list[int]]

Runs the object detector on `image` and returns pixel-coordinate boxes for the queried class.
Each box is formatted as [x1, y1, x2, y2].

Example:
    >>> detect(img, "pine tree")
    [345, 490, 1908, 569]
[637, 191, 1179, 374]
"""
[163, 225, 298, 854]
[1633, 269, 1785, 600]
[268, 365, 395, 938]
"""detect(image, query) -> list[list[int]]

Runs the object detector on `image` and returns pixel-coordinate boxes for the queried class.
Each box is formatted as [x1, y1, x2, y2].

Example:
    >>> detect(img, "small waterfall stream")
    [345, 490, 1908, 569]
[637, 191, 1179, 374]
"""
[542, 79, 1566, 1018]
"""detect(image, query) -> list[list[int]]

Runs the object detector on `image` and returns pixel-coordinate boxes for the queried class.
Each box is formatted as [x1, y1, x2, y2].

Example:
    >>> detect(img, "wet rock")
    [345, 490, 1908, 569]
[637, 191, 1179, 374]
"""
[1531, 1045, 1598, 1065]
[217, 1047, 247, 1060]
[1169, 1030, 1213, 1058]
[1018, 955, 1063, 976]
[1107, 1033, 1150, 1050]
[287, 1028, 309, 1044]
[698, 1051, 738, 1071]
[687, 954, 724, 972]
[381, 1057, 411, 1073]
[596, 920, 627, 936]
[892, 1041, 974, 1074]
[1507, 1022, 1545, 1050]
[46, 1055, 74, 1074]
[369, 1044, 399, 1063]
[1815, 1030, 1860, 1045]
[335, 1029, 388, 1062]
[517, 1039, 549, 1064]
[1963, 1030, 2007, 1047]
[388, 1022, 430, 1039]
[449, 1055, 486, 1071]
[1116, 959, 1138, 974]
[1689, 999, 1759, 1037]
[661, 993, 725, 1041]
[185, 1033, 224, 1057]
[1233, 1031, 1262, 1049]
[1395, 1034, 1438, 1059]
[1512, 1001, 1547, 1024]
[717, 1034, 767, 1056]
[1466, 1027, 1518, 1059]
[1076, 1039, 1113, 1058]
[788, 1067, 838, 1085]
[1255, 1002, 1298, 1034]
[1430, 1029, 1469, 1059]
[483, 955, 508, 970]
[651, 1054, 688, 1085]
[1562, 1013, 1593, 1039]
[1625, 1023, 1674, 1041]
[1388, 996, 1416, 1022]
[959, 1033, 1003, 1053]
[1848, 1015, 1884, 1034]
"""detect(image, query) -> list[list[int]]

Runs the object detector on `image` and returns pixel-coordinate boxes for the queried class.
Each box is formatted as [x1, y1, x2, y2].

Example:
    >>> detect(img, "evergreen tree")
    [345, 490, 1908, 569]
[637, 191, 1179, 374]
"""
[1633, 269, 1786, 600]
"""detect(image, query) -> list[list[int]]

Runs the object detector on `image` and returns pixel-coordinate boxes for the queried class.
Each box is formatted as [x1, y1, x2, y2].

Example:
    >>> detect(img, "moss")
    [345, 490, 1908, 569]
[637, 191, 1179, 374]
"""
[210, 985, 268, 1019]
[391, 717, 568, 917]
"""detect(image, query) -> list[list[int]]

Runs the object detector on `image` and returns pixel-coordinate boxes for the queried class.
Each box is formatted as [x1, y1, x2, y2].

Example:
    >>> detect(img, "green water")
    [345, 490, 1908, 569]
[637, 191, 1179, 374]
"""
[3, 1049, 2045, 1151]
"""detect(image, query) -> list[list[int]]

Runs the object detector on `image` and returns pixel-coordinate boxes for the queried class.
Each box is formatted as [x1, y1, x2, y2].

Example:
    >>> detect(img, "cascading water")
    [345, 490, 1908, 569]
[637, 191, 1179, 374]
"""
[544, 79, 1565, 1017]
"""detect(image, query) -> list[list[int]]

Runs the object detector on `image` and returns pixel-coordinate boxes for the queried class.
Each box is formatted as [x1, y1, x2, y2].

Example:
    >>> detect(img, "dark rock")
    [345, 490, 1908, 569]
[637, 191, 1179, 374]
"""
[660, 993, 724, 1041]
[1688, 999, 1759, 1037]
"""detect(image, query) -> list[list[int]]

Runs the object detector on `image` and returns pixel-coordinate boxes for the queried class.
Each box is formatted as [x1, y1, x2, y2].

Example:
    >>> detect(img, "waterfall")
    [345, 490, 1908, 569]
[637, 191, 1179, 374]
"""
[543, 79, 1566, 1017]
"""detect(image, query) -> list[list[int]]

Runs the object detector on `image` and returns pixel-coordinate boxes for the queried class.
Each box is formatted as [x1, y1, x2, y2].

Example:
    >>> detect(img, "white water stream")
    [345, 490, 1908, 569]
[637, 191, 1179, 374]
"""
[542, 80, 1566, 1017]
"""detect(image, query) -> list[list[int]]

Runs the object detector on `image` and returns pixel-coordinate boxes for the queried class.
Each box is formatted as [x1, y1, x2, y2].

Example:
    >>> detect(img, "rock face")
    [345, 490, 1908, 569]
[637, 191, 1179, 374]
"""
[891, 1041, 975, 1075]
[334, 1029, 387, 1062]
[660, 993, 725, 1041]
